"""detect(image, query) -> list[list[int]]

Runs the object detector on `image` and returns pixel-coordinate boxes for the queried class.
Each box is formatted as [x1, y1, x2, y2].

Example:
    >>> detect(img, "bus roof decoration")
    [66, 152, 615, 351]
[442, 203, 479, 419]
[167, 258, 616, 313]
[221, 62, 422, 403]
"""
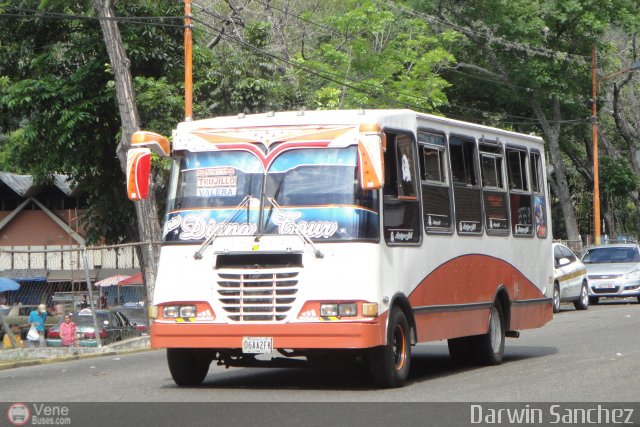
[126, 147, 151, 201]
[131, 131, 171, 156]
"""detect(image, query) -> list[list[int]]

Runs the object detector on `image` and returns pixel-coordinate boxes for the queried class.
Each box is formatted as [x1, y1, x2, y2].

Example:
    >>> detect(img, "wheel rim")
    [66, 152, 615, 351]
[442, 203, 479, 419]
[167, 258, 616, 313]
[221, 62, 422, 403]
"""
[392, 323, 406, 370]
[489, 307, 502, 353]
[581, 284, 588, 306]
[553, 287, 560, 311]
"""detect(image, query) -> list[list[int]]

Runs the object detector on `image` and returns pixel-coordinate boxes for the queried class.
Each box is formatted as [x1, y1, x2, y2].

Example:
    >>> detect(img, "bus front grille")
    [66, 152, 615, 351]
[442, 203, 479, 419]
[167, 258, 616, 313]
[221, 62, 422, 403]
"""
[216, 271, 299, 321]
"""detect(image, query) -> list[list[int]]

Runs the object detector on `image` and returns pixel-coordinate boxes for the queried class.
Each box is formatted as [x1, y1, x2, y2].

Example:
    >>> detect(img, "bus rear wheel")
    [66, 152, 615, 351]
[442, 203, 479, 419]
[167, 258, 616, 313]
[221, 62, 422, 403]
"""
[368, 308, 411, 388]
[167, 348, 211, 386]
[448, 303, 505, 366]
[471, 303, 505, 365]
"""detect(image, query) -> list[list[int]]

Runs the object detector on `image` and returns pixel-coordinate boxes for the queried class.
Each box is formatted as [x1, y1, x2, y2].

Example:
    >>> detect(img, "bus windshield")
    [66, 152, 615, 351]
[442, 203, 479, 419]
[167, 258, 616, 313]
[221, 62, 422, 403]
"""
[164, 146, 379, 242]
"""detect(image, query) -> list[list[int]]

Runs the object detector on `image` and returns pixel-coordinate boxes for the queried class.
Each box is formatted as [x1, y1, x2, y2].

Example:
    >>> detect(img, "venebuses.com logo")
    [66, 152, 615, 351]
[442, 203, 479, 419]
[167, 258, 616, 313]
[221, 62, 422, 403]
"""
[7, 403, 71, 426]
[7, 403, 30, 426]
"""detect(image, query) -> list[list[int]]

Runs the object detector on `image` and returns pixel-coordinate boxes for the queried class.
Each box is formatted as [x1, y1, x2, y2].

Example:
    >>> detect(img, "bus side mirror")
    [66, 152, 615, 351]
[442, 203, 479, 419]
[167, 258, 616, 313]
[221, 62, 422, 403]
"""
[126, 148, 151, 201]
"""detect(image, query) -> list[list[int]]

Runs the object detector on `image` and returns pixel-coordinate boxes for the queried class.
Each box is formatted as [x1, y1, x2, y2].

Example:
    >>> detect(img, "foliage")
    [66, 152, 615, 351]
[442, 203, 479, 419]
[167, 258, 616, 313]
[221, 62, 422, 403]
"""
[0, 0, 182, 243]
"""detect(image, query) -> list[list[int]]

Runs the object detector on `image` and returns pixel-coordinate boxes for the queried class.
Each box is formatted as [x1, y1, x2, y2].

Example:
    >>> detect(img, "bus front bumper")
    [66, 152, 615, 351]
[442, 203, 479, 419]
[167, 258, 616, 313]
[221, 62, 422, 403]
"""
[150, 319, 387, 350]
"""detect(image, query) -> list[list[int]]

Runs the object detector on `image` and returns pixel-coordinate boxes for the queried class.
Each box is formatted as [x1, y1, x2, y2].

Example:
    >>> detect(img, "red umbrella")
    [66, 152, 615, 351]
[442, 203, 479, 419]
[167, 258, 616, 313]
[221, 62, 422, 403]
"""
[94, 274, 132, 287]
[118, 272, 143, 286]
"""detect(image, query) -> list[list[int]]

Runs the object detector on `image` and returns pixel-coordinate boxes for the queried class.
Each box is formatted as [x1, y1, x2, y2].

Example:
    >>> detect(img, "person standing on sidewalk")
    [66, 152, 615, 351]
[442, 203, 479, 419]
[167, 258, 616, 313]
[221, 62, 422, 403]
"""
[59, 314, 78, 347]
[27, 304, 48, 347]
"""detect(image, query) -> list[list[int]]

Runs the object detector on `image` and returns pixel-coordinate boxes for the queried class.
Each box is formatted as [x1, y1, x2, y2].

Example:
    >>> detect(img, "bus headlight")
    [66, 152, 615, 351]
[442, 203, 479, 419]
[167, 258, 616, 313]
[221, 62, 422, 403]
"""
[320, 303, 358, 317]
[179, 305, 197, 318]
[163, 306, 180, 318]
[338, 303, 357, 317]
[320, 304, 339, 316]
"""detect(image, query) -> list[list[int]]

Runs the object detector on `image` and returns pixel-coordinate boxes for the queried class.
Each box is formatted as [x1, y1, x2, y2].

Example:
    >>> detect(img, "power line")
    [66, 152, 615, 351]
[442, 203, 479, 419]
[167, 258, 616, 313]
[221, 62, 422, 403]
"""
[0, 8, 185, 28]
[382, 1, 589, 63]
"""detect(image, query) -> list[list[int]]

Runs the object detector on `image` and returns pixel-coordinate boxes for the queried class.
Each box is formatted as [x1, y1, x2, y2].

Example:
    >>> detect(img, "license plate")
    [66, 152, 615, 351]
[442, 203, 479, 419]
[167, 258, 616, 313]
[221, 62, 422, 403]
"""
[242, 337, 273, 354]
[593, 281, 616, 289]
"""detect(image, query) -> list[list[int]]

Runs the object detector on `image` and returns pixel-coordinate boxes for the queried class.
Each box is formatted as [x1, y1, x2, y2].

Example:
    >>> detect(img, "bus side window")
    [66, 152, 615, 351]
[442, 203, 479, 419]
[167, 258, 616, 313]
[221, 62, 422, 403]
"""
[480, 142, 509, 235]
[450, 135, 483, 235]
[531, 150, 548, 238]
[383, 132, 421, 245]
[418, 131, 452, 233]
[507, 147, 533, 237]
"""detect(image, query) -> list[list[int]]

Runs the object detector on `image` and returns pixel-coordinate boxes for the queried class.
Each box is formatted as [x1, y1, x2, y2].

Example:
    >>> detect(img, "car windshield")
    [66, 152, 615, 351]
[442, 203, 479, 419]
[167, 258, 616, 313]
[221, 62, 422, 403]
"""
[582, 247, 640, 264]
[117, 308, 144, 319]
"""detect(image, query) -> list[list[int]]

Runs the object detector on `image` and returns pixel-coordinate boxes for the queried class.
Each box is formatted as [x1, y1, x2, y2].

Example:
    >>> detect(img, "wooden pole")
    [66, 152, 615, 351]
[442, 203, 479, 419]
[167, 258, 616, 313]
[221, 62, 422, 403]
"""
[185, 0, 193, 121]
[592, 46, 601, 245]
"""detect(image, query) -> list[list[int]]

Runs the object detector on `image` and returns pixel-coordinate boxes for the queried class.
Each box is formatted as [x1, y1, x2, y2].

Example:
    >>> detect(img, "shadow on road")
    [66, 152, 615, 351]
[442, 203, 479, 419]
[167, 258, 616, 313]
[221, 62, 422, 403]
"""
[163, 343, 557, 391]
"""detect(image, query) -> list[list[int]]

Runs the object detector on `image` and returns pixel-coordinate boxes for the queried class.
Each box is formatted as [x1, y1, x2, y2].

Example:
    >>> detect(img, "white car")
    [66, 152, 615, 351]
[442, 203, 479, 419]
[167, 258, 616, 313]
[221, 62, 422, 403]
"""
[552, 243, 589, 312]
[581, 243, 640, 304]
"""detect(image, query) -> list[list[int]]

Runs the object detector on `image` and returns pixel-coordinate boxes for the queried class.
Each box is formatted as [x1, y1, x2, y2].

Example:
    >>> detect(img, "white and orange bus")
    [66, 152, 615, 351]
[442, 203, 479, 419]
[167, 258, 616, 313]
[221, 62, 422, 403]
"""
[127, 109, 553, 388]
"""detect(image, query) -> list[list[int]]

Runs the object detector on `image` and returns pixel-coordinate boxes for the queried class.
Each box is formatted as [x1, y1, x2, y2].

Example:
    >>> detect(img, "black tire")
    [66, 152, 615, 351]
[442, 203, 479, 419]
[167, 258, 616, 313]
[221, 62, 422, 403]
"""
[589, 296, 599, 305]
[470, 303, 505, 366]
[167, 348, 210, 386]
[552, 283, 561, 313]
[368, 308, 411, 388]
[574, 281, 589, 310]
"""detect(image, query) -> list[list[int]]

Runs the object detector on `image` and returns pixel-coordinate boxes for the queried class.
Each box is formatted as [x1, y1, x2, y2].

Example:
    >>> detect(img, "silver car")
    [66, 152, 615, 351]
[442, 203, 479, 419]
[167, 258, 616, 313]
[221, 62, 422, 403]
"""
[581, 244, 640, 304]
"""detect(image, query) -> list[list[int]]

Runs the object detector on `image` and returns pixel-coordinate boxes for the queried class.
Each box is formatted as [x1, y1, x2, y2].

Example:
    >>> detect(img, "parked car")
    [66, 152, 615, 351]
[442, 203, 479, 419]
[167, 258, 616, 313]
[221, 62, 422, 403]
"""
[46, 308, 141, 347]
[581, 243, 640, 304]
[552, 243, 589, 312]
[113, 305, 148, 334]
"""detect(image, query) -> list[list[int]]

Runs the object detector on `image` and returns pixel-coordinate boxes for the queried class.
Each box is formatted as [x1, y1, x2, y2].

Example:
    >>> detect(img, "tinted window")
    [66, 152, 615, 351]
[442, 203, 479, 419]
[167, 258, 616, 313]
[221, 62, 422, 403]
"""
[450, 135, 482, 235]
[418, 132, 452, 233]
[383, 132, 421, 244]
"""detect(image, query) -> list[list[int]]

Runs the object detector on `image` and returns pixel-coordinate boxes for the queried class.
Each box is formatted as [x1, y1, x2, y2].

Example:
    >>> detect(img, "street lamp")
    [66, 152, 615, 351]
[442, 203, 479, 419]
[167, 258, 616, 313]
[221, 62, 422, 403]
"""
[590, 47, 640, 245]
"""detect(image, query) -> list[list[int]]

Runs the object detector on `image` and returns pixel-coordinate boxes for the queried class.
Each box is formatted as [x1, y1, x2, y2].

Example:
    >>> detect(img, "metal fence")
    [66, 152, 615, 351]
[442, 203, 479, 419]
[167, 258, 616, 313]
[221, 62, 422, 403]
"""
[0, 243, 152, 316]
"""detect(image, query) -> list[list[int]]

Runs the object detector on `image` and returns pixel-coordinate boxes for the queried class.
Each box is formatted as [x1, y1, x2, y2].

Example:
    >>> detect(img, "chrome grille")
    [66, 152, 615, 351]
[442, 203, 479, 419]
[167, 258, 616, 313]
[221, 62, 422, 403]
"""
[588, 274, 622, 280]
[216, 271, 299, 321]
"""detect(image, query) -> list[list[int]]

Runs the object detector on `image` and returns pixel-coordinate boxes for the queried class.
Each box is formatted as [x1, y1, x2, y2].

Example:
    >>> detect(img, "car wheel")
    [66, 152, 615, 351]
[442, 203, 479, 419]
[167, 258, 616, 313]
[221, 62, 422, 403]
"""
[167, 348, 211, 386]
[552, 283, 561, 313]
[574, 281, 589, 310]
[368, 307, 411, 388]
[589, 296, 599, 305]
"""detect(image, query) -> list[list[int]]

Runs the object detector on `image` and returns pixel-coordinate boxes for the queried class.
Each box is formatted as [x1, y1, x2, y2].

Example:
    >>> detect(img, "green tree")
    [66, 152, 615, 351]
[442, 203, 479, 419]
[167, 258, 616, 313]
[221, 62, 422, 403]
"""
[0, 1, 183, 243]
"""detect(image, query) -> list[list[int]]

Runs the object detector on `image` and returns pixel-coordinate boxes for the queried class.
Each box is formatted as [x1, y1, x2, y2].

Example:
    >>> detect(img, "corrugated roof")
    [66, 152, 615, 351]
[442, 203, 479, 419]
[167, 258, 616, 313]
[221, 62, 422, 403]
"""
[0, 172, 76, 197]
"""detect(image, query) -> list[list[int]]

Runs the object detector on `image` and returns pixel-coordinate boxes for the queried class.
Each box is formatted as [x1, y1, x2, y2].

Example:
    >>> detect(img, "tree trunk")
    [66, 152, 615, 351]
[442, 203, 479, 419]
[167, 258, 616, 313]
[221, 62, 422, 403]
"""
[94, 0, 161, 302]
[530, 96, 581, 243]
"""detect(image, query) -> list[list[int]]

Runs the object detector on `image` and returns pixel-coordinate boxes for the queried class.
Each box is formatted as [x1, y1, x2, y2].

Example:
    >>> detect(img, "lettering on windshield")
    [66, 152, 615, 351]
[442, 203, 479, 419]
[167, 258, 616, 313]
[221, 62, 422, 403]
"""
[196, 167, 237, 198]
[163, 214, 257, 240]
[271, 210, 338, 238]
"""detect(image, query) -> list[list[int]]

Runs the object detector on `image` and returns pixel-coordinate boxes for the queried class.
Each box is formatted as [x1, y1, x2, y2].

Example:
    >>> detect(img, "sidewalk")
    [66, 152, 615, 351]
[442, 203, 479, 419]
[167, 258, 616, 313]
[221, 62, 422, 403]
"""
[0, 336, 152, 370]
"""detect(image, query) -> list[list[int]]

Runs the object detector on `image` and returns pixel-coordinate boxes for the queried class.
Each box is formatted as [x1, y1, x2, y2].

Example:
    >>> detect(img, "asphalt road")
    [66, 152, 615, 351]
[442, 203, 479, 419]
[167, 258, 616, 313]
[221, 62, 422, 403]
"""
[1, 300, 639, 403]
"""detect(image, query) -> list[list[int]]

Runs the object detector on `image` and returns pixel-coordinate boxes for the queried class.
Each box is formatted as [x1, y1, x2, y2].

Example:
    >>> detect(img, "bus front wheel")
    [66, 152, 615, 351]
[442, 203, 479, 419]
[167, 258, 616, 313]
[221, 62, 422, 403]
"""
[368, 308, 411, 388]
[167, 348, 211, 386]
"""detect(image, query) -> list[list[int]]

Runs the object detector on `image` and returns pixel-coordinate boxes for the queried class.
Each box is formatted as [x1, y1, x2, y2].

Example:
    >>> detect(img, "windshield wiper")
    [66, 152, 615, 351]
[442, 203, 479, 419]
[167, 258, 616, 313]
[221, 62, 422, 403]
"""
[265, 197, 324, 259]
[193, 195, 253, 260]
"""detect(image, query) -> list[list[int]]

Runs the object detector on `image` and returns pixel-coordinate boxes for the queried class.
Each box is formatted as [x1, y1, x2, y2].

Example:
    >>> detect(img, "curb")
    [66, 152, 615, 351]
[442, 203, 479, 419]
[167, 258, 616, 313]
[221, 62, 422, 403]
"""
[0, 346, 158, 370]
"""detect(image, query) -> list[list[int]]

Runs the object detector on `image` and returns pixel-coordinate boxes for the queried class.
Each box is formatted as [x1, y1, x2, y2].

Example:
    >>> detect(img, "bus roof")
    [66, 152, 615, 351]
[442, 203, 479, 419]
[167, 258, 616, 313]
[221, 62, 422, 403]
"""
[174, 109, 543, 147]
